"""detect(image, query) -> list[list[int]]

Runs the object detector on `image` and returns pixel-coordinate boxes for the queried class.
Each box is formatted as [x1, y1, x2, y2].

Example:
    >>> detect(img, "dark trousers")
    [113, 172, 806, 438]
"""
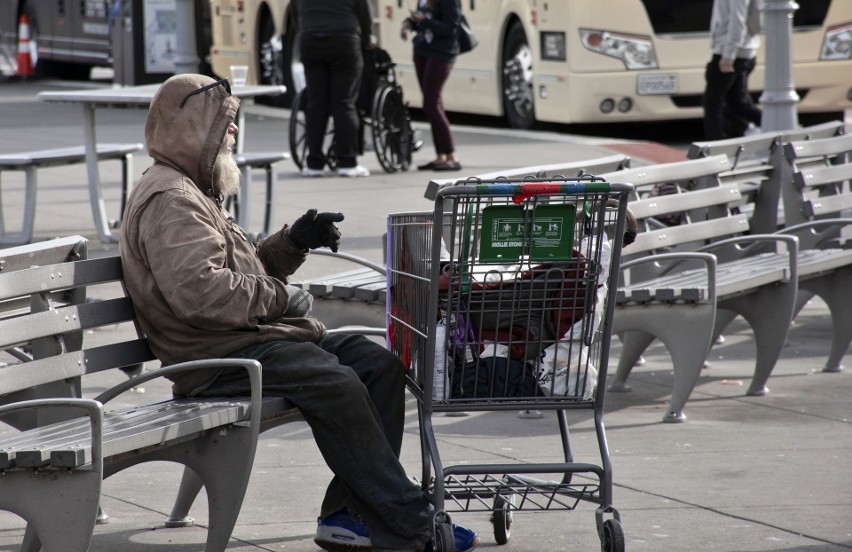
[414, 53, 455, 155]
[197, 333, 431, 549]
[301, 33, 364, 169]
[703, 54, 762, 140]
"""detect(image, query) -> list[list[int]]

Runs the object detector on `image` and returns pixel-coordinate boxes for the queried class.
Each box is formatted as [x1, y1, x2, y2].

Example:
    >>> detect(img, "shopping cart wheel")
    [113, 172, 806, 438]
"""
[434, 522, 457, 552]
[600, 518, 625, 552]
[491, 493, 514, 545]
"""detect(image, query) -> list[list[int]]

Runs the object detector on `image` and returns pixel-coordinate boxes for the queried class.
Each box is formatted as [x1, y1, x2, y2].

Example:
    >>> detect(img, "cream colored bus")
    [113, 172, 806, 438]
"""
[208, 0, 852, 128]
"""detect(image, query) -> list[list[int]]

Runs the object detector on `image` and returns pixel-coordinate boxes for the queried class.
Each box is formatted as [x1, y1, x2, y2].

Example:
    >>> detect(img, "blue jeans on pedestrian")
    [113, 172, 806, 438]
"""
[196, 333, 431, 550]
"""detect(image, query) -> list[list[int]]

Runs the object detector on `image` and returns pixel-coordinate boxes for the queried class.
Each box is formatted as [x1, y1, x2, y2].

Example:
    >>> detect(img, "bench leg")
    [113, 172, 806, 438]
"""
[718, 281, 797, 397]
[119, 152, 134, 223]
[0, 167, 37, 245]
[165, 467, 204, 527]
[3, 469, 101, 552]
[238, 166, 251, 229]
[263, 164, 275, 236]
[611, 302, 716, 422]
[104, 422, 259, 552]
[799, 268, 852, 373]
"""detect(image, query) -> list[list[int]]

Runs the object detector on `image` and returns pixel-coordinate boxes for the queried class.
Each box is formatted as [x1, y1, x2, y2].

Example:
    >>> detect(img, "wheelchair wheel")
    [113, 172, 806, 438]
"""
[288, 89, 308, 170]
[371, 84, 412, 173]
[288, 89, 338, 171]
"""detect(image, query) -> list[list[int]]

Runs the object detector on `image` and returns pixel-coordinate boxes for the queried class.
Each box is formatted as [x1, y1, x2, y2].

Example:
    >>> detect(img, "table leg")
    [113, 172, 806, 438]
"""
[82, 103, 118, 244]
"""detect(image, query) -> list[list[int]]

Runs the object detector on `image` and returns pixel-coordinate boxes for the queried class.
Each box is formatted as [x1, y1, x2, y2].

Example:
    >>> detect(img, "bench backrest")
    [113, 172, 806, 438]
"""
[783, 133, 852, 248]
[597, 155, 744, 253]
[687, 121, 848, 233]
[0, 238, 155, 429]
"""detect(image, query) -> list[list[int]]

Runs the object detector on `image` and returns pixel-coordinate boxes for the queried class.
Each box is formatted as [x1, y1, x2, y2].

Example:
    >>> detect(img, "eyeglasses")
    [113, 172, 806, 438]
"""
[179, 78, 232, 108]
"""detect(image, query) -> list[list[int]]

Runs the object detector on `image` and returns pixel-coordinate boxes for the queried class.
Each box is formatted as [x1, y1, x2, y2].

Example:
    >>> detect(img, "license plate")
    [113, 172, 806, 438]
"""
[637, 73, 678, 95]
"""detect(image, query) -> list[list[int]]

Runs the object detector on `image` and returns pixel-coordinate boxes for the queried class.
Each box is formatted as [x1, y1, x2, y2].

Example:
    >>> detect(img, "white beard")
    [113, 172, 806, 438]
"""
[213, 151, 241, 198]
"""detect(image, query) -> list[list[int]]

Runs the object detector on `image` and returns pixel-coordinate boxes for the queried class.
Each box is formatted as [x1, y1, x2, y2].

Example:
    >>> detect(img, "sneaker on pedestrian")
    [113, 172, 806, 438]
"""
[301, 166, 324, 177]
[314, 509, 372, 551]
[423, 524, 479, 552]
[337, 165, 370, 177]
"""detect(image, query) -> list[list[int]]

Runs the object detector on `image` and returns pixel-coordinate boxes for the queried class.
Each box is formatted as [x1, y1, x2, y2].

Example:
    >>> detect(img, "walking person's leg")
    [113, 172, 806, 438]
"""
[302, 35, 332, 172]
[725, 57, 762, 128]
[328, 33, 365, 171]
[414, 54, 458, 170]
[703, 54, 737, 140]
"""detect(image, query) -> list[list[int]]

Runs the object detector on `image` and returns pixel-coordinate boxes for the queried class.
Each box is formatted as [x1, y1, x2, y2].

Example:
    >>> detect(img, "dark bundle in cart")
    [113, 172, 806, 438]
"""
[387, 177, 633, 552]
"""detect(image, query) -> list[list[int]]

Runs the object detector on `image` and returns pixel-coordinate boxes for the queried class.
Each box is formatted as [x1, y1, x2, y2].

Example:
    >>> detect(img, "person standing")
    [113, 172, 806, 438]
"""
[293, 0, 372, 177]
[702, 0, 763, 140]
[402, 0, 463, 172]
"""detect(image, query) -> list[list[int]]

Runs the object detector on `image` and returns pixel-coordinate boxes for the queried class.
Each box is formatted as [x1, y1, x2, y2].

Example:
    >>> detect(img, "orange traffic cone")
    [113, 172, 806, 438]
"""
[16, 14, 34, 78]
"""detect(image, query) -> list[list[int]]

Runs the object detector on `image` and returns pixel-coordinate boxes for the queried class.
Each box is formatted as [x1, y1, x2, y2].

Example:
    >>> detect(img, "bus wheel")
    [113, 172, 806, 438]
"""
[257, 13, 286, 107]
[501, 22, 535, 129]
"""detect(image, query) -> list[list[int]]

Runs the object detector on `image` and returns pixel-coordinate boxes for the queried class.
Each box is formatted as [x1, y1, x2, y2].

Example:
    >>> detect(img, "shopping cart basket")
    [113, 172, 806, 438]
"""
[387, 177, 633, 552]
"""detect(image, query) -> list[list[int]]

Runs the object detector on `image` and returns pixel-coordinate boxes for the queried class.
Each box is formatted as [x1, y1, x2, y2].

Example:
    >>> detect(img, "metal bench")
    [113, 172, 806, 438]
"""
[0, 143, 143, 245]
[689, 124, 852, 374]
[0, 236, 300, 552]
[779, 132, 852, 373]
[595, 155, 800, 422]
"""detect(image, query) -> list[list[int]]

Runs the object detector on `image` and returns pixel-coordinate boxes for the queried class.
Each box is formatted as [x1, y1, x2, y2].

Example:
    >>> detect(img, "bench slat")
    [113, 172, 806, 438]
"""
[0, 340, 156, 396]
[0, 143, 143, 168]
[0, 297, 136, 350]
[630, 215, 750, 253]
[0, 257, 122, 302]
[628, 184, 742, 219]
[10, 399, 250, 468]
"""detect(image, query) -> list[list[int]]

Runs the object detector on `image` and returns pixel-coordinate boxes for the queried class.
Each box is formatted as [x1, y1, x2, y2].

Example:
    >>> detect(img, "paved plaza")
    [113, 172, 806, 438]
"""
[0, 79, 850, 551]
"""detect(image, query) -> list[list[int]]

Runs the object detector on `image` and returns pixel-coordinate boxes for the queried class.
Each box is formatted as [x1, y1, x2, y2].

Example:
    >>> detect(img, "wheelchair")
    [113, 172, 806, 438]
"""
[288, 48, 421, 174]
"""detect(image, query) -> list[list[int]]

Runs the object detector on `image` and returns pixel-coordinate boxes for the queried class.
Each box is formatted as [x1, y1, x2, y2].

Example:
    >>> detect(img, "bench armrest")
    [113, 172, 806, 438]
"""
[697, 234, 799, 282]
[620, 252, 718, 304]
[774, 217, 852, 238]
[94, 359, 263, 439]
[0, 398, 104, 474]
[311, 249, 387, 275]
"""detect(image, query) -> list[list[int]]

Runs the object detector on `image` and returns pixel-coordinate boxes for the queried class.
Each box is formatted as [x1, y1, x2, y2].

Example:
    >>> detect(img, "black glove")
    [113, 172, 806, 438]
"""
[289, 209, 345, 252]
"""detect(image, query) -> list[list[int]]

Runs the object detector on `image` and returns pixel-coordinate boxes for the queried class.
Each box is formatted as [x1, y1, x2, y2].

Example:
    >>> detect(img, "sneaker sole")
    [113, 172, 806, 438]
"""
[313, 537, 373, 552]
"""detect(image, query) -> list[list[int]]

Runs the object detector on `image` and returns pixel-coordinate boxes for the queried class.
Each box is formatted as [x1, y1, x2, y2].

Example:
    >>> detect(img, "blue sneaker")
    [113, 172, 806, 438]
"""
[314, 509, 372, 551]
[424, 524, 479, 552]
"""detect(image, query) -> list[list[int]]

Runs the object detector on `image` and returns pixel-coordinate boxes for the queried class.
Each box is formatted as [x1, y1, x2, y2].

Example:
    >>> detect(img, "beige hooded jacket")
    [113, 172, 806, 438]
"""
[120, 74, 326, 396]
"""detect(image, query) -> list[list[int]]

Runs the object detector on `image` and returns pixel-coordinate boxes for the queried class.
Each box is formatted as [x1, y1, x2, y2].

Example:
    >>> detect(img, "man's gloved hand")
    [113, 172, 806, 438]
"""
[284, 284, 313, 317]
[289, 209, 345, 252]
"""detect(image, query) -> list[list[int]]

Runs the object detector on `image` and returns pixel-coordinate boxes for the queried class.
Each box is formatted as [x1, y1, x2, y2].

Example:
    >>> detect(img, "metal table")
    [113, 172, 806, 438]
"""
[38, 83, 286, 243]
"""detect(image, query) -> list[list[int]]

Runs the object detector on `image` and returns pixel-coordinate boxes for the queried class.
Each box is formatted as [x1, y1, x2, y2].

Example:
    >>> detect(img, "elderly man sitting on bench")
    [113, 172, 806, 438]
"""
[119, 73, 478, 552]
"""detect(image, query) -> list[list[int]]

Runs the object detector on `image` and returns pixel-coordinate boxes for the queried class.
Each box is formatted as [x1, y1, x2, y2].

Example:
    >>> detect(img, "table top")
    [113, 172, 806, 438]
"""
[37, 83, 287, 107]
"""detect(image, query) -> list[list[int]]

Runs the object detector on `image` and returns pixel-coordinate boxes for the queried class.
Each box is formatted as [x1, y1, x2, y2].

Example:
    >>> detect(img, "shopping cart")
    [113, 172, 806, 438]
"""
[387, 177, 632, 552]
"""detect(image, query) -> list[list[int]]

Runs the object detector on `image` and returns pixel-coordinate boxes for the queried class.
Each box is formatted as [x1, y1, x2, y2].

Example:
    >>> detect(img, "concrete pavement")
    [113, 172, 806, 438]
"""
[0, 79, 850, 551]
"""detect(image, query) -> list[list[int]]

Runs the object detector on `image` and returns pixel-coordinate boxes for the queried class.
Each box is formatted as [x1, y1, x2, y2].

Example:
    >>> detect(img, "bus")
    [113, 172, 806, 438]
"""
[207, 0, 852, 128]
[0, 0, 212, 81]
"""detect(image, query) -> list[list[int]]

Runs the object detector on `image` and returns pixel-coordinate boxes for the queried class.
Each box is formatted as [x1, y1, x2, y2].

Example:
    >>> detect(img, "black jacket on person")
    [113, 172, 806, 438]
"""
[412, 0, 460, 61]
[292, 0, 373, 50]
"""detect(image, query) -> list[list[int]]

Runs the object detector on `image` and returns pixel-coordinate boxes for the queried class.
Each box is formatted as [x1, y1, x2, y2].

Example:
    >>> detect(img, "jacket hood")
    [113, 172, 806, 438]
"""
[145, 74, 240, 199]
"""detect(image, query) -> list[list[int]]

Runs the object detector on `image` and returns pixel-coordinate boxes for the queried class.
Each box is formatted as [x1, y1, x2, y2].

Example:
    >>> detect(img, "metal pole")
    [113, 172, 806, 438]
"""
[759, 0, 799, 131]
[172, 0, 199, 75]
